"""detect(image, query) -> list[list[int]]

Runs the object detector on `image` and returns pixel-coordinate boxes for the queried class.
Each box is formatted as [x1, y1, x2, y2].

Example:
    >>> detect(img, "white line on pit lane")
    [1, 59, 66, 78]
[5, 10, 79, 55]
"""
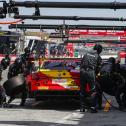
[48, 110, 84, 126]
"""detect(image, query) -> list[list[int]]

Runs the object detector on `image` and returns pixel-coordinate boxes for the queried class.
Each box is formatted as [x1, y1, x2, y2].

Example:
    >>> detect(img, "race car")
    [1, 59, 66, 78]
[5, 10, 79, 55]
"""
[26, 58, 81, 100]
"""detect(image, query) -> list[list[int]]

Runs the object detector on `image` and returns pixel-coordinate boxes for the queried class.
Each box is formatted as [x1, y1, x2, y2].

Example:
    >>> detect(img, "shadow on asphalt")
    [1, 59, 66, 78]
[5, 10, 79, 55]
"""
[3, 98, 80, 111]
[0, 121, 74, 126]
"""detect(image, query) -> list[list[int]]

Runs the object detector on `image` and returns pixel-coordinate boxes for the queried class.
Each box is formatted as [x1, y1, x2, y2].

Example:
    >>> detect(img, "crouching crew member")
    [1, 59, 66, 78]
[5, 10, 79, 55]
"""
[80, 44, 102, 113]
[100, 57, 126, 110]
[7, 58, 27, 106]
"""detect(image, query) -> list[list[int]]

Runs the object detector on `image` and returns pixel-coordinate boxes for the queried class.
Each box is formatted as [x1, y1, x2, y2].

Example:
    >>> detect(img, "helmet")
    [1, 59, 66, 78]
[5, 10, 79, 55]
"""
[108, 57, 116, 64]
[93, 44, 103, 54]
[14, 58, 22, 66]
[1, 58, 10, 70]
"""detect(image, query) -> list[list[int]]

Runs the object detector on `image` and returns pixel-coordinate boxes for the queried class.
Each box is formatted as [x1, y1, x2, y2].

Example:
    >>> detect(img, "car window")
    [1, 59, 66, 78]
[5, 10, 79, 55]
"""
[42, 60, 80, 70]
[42, 61, 64, 69]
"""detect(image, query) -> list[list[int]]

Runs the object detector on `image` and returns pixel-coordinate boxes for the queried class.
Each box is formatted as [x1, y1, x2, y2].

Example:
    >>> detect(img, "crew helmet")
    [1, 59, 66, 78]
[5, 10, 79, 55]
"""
[93, 44, 103, 54]
[108, 57, 116, 64]
[14, 58, 22, 66]
[1, 56, 10, 70]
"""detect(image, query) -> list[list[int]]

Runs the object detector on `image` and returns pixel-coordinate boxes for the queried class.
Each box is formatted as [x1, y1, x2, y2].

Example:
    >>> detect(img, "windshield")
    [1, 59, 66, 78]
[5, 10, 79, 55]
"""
[42, 60, 80, 70]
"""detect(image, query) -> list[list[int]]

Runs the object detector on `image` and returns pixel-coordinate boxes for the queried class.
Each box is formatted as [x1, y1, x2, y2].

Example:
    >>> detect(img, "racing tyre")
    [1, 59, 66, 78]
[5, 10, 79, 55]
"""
[3, 74, 26, 96]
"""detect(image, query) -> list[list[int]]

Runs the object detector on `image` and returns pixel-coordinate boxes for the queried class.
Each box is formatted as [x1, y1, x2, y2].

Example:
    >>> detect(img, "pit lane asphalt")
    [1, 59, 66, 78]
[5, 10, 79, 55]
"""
[0, 98, 125, 126]
[0, 69, 126, 126]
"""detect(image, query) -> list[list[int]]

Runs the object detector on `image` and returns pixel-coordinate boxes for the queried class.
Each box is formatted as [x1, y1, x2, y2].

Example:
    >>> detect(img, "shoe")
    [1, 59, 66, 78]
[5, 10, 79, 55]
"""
[90, 107, 98, 113]
[80, 107, 85, 112]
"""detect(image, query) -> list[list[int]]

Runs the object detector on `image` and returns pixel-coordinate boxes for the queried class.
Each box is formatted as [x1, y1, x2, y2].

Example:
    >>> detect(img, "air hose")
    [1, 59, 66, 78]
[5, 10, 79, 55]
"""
[96, 83, 126, 112]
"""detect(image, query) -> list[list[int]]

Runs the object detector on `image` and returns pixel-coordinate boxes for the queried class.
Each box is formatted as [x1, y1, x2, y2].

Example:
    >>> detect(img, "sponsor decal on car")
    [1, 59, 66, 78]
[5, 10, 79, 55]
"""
[38, 86, 49, 90]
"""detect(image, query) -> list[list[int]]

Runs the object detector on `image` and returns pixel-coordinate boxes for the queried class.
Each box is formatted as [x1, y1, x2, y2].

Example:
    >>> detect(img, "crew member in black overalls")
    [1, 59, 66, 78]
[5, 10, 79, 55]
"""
[100, 57, 125, 110]
[20, 47, 31, 64]
[80, 44, 102, 113]
[7, 58, 27, 106]
[20, 47, 35, 76]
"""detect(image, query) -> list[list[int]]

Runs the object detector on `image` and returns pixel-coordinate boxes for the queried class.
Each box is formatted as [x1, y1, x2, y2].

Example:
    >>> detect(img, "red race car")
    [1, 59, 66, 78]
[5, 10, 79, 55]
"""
[26, 58, 81, 100]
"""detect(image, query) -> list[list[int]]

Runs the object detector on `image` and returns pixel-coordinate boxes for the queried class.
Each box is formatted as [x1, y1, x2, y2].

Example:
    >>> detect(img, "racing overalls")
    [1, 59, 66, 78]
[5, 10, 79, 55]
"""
[7, 63, 27, 106]
[80, 50, 102, 112]
[8, 63, 24, 79]
[20, 53, 35, 76]
[100, 62, 125, 108]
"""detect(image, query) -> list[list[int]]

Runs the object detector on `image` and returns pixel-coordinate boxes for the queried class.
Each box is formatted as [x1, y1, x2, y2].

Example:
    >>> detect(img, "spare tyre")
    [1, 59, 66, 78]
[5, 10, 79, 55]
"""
[3, 74, 26, 96]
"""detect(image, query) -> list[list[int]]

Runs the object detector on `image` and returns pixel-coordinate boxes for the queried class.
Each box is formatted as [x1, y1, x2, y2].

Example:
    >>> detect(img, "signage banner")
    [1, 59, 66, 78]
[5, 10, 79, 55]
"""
[69, 30, 126, 36]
